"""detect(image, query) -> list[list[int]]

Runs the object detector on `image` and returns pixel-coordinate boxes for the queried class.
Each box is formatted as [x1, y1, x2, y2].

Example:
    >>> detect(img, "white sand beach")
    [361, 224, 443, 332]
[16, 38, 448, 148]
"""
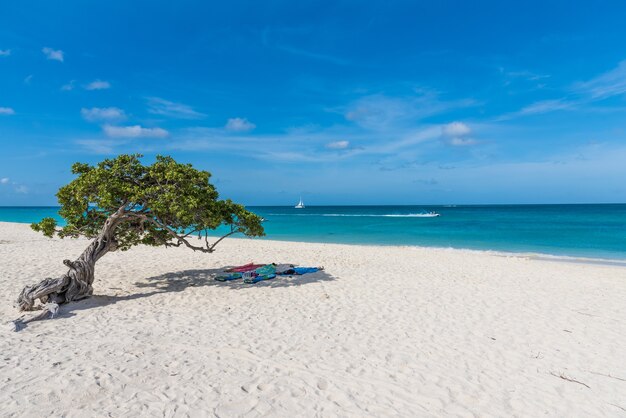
[1, 221, 625, 417]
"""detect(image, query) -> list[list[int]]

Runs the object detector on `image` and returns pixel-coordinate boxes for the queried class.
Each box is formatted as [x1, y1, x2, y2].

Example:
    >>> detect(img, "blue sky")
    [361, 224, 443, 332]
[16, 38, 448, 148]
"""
[2, 1, 626, 205]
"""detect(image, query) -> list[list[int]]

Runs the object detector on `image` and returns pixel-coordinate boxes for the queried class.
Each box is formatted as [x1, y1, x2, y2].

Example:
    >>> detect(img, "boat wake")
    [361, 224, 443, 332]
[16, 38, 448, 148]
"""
[266, 213, 441, 218]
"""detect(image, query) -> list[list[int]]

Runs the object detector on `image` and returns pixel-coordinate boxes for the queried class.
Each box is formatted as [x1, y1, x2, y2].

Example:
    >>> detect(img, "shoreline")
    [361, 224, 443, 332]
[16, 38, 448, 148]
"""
[2, 220, 625, 267]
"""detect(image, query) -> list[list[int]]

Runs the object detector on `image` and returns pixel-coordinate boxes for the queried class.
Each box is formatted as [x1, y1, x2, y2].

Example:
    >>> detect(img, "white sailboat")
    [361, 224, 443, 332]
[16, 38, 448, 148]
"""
[295, 197, 305, 209]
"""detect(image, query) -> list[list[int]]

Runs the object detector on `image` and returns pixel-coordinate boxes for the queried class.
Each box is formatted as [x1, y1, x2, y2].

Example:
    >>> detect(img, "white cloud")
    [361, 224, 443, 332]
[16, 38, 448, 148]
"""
[81, 107, 126, 122]
[0, 177, 9, 184]
[42, 47, 64, 62]
[15, 185, 28, 194]
[61, 80, 76, 91]
[103, 124, 169, 138]
[0, 49, 10, 57]
[0, 107, 15, 115]
[147, 97, 205, 119]
[442, 122, 471, 137]
[24, 75, 33, 85]
[326, 140, 350, 149]
[225, 117, 256, 132]
[85, 80, 111, 90]
[441, 122, 476, 146]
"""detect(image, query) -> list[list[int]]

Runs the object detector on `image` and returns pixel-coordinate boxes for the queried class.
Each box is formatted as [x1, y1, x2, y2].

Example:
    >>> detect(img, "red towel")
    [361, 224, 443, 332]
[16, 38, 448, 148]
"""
[225, 263, 267, 272]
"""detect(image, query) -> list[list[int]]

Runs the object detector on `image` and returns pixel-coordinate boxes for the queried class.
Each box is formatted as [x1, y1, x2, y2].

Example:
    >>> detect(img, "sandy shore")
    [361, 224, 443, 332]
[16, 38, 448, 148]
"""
[1, 221, 625, 417]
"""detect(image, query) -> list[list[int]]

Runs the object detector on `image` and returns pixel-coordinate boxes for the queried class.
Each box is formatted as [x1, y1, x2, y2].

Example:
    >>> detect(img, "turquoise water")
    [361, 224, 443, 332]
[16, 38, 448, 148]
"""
[1, 205, 625, 260]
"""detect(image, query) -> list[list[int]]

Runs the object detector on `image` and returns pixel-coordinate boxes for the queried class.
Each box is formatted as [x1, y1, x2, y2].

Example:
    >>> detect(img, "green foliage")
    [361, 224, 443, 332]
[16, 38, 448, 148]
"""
[31, 217, 57, 238]
[31, 154, 264, 251]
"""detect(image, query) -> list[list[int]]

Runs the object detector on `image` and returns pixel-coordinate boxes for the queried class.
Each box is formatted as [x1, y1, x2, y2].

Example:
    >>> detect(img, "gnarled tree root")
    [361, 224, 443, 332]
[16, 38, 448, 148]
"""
[13, 259, 96, 331]
[14, 213, 125, 331]
[17, 266, 94, 310]
[12, 302, 60, 332]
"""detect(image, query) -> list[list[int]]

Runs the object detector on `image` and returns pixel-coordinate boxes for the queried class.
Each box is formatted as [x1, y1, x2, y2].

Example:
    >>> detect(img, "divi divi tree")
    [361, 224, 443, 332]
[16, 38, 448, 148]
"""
[17, 154, 264, 324]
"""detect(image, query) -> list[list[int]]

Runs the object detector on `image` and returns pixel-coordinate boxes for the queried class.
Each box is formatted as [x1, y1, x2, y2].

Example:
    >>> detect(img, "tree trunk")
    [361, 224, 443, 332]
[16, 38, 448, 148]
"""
[15, 211, 121, 328]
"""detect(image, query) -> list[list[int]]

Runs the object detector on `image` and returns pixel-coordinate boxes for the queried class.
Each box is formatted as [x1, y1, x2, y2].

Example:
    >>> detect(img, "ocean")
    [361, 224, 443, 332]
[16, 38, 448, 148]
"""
[1, 204, 625, 260]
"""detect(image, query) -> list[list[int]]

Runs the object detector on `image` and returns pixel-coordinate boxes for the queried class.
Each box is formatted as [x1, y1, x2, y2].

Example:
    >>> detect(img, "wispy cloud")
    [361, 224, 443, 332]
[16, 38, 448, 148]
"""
[366, 126, 442, 154]
[261, 27, 349, 66]
[276, 44, 349, 66]
[413, 178, 439, 185]
[163, 127, 360, 162]
[326, 140, 350, 150]
[172, 123, 443, 163]
[446, 137, 477, 146]
[505, 70, 550, 81]
[76, 117, 483, 166]
[225, 117, 256, 132]
[76, 139, 118, 154]
[0, 177, 27, 194]
[344, 93, 475, 131]
[61, 80, 76, 91]
[70, 87, 483, 166]
[42, 47, 64, 62]
[495, 98, 580, 121]
[81, 107, 126, 122]
[518, 99, 576, 115]
[501, 61, 626, 120]
[0, 49, 10, 57]
[103, 124, 169, 138]
[0, 107, 15, 115]
[23, 75, 33, 85]
[258, 150, 336, 163]
[575, 60, 626, 99]
[147, 97, 205, 119]
[499, 68, 551, 88]
[85, 80, 111, 90]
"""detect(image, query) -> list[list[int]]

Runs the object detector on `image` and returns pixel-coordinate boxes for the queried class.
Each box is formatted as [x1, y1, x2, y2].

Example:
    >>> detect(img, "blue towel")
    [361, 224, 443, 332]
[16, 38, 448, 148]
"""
[293, 267, 319, 275]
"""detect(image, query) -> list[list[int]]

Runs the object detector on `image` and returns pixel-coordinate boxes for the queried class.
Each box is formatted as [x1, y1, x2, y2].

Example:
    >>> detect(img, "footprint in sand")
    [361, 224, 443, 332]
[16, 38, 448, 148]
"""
[291, 387, 305, 397]
[317, 379, 328, 390]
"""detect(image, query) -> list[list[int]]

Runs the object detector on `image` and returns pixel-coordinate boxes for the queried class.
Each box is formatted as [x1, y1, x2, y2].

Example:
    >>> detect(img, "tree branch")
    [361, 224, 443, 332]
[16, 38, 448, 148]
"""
[137, 214, 215, 253]
[207, 229, 239, 252]
[115, 210, 245, 253]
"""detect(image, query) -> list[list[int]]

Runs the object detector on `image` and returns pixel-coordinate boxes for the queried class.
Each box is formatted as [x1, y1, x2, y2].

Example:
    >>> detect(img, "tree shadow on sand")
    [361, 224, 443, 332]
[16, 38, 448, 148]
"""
[21, 266, 337, 327]
[136, 266, 336, 292]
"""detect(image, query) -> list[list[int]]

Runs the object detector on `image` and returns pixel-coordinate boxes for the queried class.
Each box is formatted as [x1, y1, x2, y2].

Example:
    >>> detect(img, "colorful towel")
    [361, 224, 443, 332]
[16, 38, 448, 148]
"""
[255, 264, 277, 276]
